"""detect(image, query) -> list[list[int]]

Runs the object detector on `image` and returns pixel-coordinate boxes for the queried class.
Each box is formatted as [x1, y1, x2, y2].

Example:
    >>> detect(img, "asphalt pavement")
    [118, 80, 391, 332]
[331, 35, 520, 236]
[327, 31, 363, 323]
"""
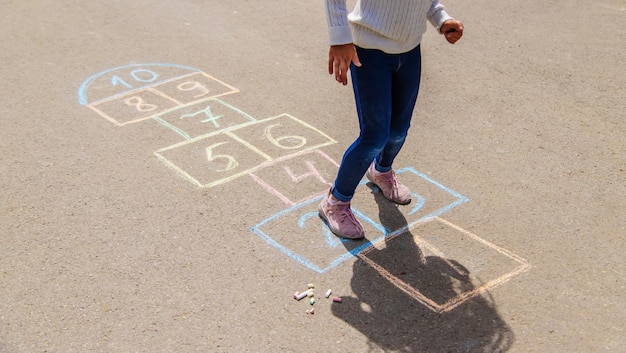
[1, 0, 624, 352]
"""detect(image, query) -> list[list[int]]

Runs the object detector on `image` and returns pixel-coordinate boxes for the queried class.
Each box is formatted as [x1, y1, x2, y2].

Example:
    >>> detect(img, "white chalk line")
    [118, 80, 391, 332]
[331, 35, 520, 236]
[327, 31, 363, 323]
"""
[358, 217, 531, 313]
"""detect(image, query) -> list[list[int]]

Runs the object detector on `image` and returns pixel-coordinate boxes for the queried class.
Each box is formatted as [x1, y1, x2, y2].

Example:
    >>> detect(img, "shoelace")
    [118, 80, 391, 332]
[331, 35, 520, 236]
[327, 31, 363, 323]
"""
[335, 203, 359, 225]
[378, 171, 409, 201]
[380, 171, 400, 192]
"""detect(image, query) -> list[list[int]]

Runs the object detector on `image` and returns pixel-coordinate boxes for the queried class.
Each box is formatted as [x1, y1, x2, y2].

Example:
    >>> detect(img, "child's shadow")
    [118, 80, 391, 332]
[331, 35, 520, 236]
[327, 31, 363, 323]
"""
[333, 185, 514, 352]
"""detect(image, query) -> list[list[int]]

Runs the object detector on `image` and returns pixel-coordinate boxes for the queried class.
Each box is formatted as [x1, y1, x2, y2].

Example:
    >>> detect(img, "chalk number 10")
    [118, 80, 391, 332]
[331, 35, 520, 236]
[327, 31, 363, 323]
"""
[112, 69, 159, 89]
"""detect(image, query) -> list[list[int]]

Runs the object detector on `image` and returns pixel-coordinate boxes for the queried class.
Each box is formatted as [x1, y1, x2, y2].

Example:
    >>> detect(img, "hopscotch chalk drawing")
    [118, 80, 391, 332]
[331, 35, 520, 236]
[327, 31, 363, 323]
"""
[79, 63, 530, 313]
[78, 63, 336, 188]
[78, 63, 239, 126]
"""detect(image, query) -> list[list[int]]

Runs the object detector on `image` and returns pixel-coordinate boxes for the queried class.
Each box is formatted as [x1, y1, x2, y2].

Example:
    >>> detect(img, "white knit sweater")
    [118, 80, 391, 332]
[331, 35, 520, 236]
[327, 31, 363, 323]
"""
[325, 0, 452, 54]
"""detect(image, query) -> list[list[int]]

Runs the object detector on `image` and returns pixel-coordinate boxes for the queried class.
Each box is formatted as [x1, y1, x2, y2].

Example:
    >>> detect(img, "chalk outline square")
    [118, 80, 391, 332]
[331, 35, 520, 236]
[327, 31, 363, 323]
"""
[248, 149, 339, 206]
[152, 98, 257, 141]
[250, 195, 384, 273]
[250, 168, 470, 273]
[358, 217, 532, 313]
[155, 114, 337, 188]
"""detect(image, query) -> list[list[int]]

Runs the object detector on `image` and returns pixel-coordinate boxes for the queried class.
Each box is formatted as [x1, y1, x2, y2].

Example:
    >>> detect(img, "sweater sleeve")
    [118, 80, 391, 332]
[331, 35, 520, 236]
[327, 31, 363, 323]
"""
[325, 0, 353, 45]
[427, 0, 453, 31]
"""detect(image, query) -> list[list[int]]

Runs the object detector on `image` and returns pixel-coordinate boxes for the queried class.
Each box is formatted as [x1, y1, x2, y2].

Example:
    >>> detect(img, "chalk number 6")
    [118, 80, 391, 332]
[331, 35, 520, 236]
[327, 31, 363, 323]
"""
[265, 124, 306, 150]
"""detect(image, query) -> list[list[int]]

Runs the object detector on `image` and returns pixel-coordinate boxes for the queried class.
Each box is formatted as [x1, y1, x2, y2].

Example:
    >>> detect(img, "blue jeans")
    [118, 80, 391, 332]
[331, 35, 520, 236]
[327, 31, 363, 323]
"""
[332, 44, 422, 202]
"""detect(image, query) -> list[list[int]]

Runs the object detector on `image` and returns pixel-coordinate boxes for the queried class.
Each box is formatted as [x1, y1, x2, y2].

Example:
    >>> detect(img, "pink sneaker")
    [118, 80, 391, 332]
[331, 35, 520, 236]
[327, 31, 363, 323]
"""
[318, 188, 365, 240]
[365, 164, 412, 205]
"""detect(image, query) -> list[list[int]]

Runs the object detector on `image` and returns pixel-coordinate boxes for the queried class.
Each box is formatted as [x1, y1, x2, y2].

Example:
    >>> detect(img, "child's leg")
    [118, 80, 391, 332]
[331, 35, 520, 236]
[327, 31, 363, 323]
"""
[331, 47, 396, 202]
[375, 44, 422, 172]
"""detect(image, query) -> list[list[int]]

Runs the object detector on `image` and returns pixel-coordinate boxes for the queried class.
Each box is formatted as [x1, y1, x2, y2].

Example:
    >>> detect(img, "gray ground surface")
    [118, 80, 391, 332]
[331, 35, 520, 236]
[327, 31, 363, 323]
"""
[1, 0, 624, 352]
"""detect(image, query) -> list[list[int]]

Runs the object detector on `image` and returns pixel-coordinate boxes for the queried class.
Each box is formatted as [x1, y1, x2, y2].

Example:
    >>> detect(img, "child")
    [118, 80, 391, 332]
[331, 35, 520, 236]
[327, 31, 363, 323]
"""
[319, 0, 464, 239]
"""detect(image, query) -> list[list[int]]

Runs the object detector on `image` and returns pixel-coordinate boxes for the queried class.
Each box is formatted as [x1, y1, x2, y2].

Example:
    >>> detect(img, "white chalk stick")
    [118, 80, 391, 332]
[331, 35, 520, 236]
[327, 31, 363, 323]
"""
[295, 288, 313, 301]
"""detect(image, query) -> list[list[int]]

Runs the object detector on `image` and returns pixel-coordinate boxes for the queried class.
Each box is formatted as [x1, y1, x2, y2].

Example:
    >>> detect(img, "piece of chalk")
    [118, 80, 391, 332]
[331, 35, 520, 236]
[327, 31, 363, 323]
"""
[332, 297, 342, 303]
[295, 289, 313, 301]
[307, 291, 314, 298]
[307, 283, 315, 289]
[293, 291, 300, 300]
[309, 308, 315, 315]
[325, 289, 332, 298]
[309, 298, 315, 305]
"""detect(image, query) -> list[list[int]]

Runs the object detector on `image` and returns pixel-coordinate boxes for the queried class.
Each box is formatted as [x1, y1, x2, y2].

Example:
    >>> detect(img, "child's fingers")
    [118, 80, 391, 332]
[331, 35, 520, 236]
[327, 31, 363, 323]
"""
[352, 52, 362, 68]
[332, 59, 348, 84]
[334, 61, 342, 83]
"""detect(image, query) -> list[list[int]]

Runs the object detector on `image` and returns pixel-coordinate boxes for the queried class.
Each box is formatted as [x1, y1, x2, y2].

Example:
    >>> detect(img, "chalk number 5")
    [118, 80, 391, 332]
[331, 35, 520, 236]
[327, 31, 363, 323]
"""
[206, 142, 238, 172]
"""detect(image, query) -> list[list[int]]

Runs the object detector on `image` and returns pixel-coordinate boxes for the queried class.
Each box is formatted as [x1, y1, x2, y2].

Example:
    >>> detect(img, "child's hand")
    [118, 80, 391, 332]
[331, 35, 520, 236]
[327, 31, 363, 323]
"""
[328, 44, 361, 85]
[440, 19, 464, 44]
